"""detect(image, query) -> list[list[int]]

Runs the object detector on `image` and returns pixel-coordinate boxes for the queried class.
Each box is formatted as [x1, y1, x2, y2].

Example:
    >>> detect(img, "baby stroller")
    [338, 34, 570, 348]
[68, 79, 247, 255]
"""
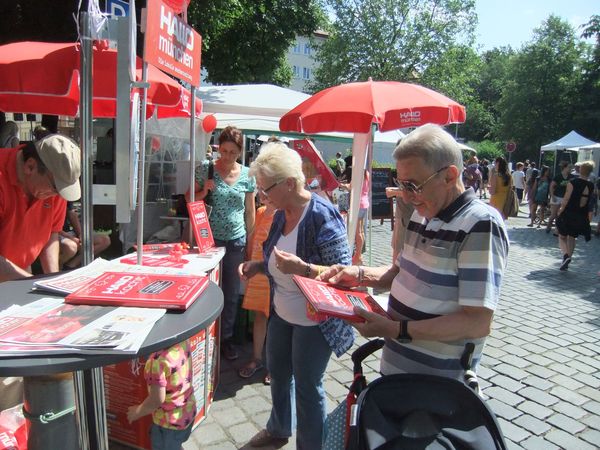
[332, 339, 507, 450]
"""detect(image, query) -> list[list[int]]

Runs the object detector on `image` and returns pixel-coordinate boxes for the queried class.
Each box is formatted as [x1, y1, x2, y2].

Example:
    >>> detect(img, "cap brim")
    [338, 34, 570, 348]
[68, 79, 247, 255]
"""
[56, 179, 81, 202]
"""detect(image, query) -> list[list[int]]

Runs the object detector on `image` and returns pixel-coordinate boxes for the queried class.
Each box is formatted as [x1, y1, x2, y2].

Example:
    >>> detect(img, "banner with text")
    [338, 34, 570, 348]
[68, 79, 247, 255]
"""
[144, 0, 202, 86]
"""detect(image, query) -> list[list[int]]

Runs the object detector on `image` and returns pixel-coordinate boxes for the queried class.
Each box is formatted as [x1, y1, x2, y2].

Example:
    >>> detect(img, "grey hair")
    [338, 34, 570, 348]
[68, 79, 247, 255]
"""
[392, 124, 463, 172]
[249, 142, 306, 187]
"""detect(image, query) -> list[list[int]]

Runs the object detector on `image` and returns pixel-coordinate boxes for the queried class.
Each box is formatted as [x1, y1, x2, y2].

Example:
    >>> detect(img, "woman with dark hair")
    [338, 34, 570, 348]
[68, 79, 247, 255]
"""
[489, 156, 511, 219]
[187, 126, 256, 360]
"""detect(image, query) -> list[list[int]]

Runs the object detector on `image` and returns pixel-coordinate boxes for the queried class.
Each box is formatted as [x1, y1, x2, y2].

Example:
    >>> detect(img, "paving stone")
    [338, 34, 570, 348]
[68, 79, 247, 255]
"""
[518, 387, 559, 406]
[493, 363, 529, 381]
[552, 401, 588, 420]
[548, 373, 584, 391]
[487, 398, 523, 421]
[582, 400, 600, 415]
[513, 414, 551, 435]
[192, 422, 228, 445]
[484, 386, 525, 407]
[228, 421, 261, 445]
[545, 429, 597, 450]
[489, 374, 526, 392]
[517, 400, 553, 420]
[210, 406, 248, 427]
[549, 385, 588, 405]
[521, 375, 553, 391]
[520, 435, 560, 450]
[523, 353, 554, 367]
[238, 395, 272, 415]
[580, 428, 600, 447]
[580, 386, 600, 403]
[523, 364, 556, 379]
[547, 413, 587, 434]
[497, 418, 531, 443]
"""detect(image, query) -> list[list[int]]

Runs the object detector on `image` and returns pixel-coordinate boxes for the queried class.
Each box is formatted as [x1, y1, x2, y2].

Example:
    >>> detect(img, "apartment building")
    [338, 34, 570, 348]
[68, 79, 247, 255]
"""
[286, 30, 328, 93]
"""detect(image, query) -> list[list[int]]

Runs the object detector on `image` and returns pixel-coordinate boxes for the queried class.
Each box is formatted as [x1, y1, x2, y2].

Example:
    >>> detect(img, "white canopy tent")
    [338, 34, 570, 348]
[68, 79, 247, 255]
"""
[540, 130, 598, 151]
[540, 131, 599, 175]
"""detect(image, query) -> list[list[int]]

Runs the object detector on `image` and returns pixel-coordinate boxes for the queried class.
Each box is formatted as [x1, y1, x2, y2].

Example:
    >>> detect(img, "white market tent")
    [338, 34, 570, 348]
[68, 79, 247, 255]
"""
[540, 130, 599, 175]
[196, 83, 405, 146]
[540, 130, 598, 151]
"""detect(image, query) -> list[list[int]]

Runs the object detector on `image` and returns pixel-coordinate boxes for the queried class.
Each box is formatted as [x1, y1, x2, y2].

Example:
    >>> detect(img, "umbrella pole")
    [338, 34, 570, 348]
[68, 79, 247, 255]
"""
[136, 62, 149, 264]
[188, 86, 197, 244]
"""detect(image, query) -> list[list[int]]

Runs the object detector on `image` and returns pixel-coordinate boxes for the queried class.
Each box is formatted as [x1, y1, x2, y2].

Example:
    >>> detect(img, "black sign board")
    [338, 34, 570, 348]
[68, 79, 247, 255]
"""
[371, 167, 393, 219]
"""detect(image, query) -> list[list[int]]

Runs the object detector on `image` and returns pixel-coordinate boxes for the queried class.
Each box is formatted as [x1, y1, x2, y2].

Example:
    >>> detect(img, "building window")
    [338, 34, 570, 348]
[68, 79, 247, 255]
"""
[302, 67, 311, 80]
[293, 43, 301, 53]
[293, 65, 300, 78]
[304, 43, 311, 55]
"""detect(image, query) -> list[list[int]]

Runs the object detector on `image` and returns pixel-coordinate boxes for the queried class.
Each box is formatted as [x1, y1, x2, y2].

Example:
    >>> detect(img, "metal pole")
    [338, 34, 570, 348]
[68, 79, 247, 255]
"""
[188, 88, 197, 243]
[136, 63, 149, 264]
[80, 12, 94, 267]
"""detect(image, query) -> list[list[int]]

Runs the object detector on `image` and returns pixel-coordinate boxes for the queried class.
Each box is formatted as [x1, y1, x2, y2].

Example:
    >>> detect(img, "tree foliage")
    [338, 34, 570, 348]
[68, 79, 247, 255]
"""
[187, 0, 324, 85]
[308, 0, 477, 91]
[496, 16, 585, 160]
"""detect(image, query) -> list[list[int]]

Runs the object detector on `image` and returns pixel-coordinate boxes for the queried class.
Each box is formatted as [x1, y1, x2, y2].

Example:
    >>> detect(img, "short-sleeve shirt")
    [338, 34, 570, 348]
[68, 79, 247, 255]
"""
[144, 341, 196, 430]
[194, 161, 256, 241]
[381, 189, 509, 381]
[552, 173, 573, 198]
[0, 147, 66, 269]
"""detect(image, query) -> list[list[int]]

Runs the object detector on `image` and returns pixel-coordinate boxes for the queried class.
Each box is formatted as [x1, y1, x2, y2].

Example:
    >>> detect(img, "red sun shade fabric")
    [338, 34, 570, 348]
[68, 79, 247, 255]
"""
[0, 41, 200, 118]
[279, 80, 466, 134]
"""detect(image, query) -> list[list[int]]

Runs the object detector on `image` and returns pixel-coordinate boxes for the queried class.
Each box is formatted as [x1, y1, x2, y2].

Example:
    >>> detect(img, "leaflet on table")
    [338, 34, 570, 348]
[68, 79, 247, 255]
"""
[117, 246, 225, 274]
[33, 258, 202, 295]
[292, 275, 390, 323]
[65, 272, 210, 310]
[0, 298, 165, 356]
[186, 200, 215, 253]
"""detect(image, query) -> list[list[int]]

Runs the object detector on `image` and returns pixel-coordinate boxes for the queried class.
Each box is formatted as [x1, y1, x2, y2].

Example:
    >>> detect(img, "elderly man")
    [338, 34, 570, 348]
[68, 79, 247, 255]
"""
[319, 124, 509, 380]
[0, 134, 81, 281]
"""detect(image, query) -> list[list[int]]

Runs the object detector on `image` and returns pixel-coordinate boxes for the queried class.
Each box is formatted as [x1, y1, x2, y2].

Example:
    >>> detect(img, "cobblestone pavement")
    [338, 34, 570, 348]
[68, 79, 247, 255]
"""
[114, 203, 600, 450]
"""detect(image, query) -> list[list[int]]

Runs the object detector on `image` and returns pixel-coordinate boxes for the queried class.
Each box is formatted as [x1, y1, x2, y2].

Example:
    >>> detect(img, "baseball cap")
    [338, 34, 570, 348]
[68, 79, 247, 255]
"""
[35, 134, 81, 201]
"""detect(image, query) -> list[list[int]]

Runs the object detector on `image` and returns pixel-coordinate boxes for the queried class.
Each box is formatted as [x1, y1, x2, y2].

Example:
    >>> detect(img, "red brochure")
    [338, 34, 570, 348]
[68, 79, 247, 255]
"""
[186, 200, 215, 253]
[66, 272, 210, 311]
[292, 275, 389, 323]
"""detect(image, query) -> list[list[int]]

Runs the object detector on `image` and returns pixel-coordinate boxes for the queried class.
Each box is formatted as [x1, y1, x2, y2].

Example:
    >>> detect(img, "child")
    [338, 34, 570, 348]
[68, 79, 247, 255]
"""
[238, 202, 276, 384]
[127, 341, 196, 450]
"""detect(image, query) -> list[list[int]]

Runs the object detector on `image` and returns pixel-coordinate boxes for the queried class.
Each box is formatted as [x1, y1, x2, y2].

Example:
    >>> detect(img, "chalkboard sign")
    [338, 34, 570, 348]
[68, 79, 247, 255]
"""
[371, 167, 393, 219]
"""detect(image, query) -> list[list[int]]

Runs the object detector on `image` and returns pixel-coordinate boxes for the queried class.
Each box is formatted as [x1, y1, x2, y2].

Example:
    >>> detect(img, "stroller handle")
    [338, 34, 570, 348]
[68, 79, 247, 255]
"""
[351, 339, 385, 374]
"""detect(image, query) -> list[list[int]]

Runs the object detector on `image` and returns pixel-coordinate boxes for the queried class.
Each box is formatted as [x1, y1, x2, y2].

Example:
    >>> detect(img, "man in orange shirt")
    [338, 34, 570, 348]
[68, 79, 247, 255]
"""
[0, 134, 81, 282]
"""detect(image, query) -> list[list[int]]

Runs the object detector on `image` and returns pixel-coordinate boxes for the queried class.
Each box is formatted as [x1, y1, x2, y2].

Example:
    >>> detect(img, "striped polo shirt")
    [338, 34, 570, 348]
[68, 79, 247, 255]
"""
[380, 189, 509, 380]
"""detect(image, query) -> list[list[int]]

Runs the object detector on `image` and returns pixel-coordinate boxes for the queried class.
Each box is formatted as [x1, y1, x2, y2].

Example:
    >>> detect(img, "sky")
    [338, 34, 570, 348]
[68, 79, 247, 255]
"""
[475, 0, 598, 51]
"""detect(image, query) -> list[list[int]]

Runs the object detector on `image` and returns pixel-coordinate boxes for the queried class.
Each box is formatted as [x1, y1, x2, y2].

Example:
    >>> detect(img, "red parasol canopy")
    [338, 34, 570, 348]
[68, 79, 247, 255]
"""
[0, 41, 201, 118]
[279, 79, 466, 134]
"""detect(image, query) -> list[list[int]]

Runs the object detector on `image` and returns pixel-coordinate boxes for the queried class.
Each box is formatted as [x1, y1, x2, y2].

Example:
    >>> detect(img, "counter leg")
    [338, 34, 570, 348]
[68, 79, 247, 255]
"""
[74, 368, 109, 450]
[23, 373, 78, 450]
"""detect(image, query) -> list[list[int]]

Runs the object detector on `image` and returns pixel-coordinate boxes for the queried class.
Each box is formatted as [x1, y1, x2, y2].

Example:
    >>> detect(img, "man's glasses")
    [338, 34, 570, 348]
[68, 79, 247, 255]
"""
[394, 166, 449, 195]
[258, 180, 283, 197]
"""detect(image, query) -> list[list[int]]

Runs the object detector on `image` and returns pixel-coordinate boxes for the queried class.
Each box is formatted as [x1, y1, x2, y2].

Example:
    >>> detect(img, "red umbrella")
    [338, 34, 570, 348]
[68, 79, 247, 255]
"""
[279, 79, 466, 133]
[0, 41, 200, 118]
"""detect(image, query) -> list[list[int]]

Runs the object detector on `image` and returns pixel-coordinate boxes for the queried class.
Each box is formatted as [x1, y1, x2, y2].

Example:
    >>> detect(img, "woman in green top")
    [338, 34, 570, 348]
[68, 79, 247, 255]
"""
[188, 126, 256, 360]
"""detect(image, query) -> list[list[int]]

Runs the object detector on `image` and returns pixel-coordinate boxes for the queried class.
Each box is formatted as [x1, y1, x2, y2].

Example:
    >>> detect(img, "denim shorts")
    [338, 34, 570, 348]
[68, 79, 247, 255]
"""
[150, 423, 193, 450]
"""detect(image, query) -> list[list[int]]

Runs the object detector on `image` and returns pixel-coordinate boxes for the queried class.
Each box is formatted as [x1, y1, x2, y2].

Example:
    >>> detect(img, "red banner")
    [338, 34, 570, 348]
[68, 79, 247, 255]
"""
[144, 0, 202, 86]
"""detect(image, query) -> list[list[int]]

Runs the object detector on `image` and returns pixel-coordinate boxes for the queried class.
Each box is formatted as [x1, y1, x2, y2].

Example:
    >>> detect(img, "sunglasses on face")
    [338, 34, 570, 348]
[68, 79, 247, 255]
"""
[394, 166, 449, 195]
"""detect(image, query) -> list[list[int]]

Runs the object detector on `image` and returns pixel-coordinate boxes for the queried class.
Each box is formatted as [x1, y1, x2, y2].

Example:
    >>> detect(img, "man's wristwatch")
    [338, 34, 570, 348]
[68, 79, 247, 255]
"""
[396, 320, 412, 343]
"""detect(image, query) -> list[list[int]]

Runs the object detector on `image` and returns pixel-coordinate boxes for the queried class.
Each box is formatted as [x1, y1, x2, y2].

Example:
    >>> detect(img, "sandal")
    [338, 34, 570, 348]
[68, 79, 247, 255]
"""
[238, 359, 264, 378]
[263, 373, 271, 385]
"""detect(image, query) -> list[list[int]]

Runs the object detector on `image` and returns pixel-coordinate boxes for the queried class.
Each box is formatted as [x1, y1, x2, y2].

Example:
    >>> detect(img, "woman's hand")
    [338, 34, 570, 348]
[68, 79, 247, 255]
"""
[203, 179, 215, 192]
[273, 247, 306, 275]
[316, 264, 360, 288]
[239, 260, 262, 280]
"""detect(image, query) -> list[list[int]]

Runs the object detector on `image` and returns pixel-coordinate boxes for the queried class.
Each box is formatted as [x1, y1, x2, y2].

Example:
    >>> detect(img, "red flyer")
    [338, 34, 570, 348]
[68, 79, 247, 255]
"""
[187, 201, 215, 253]
[292, 275, 389, 323]
[66, 272, 210, 311]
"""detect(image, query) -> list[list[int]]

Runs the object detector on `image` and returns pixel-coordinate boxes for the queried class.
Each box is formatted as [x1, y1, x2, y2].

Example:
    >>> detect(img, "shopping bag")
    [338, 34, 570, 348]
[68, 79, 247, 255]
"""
[503, 188, 519, 218]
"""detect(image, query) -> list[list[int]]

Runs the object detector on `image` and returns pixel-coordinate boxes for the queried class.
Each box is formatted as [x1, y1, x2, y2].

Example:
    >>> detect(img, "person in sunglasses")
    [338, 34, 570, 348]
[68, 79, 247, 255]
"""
[319, 124, 509, 381]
